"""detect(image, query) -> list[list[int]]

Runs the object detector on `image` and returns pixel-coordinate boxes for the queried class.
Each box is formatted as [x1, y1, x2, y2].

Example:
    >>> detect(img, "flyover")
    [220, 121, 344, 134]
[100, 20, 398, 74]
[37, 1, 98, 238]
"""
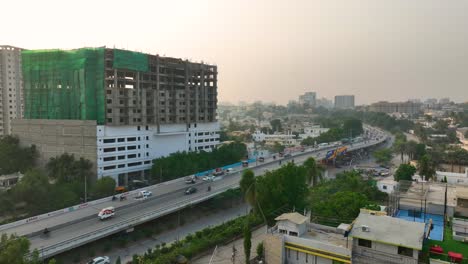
[0, 127, 389, 259]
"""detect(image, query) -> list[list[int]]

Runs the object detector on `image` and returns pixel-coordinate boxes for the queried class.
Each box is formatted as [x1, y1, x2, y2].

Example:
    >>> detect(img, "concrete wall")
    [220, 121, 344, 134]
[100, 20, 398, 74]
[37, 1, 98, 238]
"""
[11, 119, 98, 171]
[264, 234, 283, 264]
[352, 238, 419, 264]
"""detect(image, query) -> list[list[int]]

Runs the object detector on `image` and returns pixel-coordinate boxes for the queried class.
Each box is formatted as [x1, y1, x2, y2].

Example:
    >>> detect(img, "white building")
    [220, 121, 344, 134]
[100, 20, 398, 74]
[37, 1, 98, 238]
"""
[435, 168, 468, 185]
[252, 130, 297, 146]
[377, 178, 398, 194]
[351, 213, 426, 264]
[0, 45, 24, 135]
[299, 125, 329, 139]
[97, 122, 220, 183]
[264, 212, 352, 264]
[298, 92, 316, 106]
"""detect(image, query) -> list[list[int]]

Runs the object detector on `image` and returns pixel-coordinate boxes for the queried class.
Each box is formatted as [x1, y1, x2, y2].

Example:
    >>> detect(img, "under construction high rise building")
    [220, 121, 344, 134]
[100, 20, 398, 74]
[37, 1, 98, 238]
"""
[12, 48, 220, 185]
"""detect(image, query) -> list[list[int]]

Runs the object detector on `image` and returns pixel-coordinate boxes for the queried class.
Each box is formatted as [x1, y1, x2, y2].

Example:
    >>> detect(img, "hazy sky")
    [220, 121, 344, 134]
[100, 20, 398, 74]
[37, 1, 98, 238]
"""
[2, 0, 468, 105]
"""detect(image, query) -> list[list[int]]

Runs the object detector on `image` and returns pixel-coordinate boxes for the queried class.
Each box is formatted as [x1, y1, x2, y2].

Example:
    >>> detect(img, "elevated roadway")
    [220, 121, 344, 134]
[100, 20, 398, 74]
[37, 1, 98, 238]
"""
[1, 127, 389, 259]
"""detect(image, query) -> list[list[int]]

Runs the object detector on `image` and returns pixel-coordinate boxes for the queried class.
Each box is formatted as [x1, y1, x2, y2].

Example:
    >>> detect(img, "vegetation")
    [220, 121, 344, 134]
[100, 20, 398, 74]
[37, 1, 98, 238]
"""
[134, 214, 262, 264]
[150, 142, 247, 182]
[256, 242, 264, 259]
[418, 154, 436, 181]
[394, 164, 417, 182]
[0, 234, 41, 264]
[303, 157, 325, 186]
[0, 136, 37, 175]
[243, 218, 252, 263]
[372, 148, 393, 165]
[0, 152, 101, 222]
[309, 171, 387, 226]
[255, 163, 309, 224]
[240, 170, 256, 208]
[90, 177, 116, 199]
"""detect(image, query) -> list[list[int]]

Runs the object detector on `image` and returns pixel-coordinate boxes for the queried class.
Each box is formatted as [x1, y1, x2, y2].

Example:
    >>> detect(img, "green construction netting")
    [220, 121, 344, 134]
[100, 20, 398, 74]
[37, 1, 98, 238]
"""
[22, 48, 105, 124]
[113, 49, 148, 72]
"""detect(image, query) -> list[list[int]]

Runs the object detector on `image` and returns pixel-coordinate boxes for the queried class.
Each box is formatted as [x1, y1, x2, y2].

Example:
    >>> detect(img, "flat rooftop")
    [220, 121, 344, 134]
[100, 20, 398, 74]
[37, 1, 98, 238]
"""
[351, 213, 426, 250]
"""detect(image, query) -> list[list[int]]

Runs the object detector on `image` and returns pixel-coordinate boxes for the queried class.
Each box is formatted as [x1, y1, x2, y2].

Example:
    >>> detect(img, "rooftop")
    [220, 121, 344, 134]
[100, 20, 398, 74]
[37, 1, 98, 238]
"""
[275, 212, 308, 225]
[351, 213, 426, 250]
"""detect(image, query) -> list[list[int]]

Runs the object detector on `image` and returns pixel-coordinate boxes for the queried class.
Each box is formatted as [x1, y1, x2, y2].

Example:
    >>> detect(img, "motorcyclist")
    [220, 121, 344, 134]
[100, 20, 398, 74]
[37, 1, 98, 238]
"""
[43, 228, 49, 235]
[207, 186, 211, 192]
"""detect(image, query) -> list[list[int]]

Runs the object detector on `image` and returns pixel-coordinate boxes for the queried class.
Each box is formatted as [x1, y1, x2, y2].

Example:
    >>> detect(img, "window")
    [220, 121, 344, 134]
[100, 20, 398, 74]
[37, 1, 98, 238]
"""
[107, 109, 112, 113]
[306, 253, 308, 263]
[398, 246, 413, 257]
[118, 146, 125, 151]
[103, 156, 116, 162]
[144, 160, 151, 164]
[358, 239, 372, 248]
[128, 162, 142, 167]
[127, 154, 137, 159]
[288, 248, 290, 258]
[137, 126, 140, 131]
[103, 147, 116, 153]
[117, 138, 125, 142]
[127, 137, 136, 142]
[118, 164, 125, 168]
[118, 155, 125, 160]
[127, 145, 136, 150]
[103, 165, 116, 171]
[296, 251, 299, 260]
[383, 185, 387, 190]
[103, 138, 116, 144]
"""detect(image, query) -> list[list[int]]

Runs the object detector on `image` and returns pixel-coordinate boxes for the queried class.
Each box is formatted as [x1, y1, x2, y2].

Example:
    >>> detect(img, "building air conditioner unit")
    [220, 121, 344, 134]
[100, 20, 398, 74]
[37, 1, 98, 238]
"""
[361, 225, 370, 232]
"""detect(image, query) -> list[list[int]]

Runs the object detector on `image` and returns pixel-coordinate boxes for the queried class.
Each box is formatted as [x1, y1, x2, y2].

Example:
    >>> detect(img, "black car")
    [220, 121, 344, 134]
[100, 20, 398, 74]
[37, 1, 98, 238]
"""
[185, 187, 197, 195]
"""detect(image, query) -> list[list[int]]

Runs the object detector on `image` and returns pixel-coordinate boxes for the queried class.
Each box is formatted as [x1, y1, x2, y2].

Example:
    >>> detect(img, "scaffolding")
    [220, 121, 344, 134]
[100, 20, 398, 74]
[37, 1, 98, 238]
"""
[22, 48, 106, 124]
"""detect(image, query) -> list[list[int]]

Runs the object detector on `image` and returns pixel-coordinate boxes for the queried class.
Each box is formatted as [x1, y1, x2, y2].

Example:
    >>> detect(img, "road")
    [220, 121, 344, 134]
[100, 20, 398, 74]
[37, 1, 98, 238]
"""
[0, 127, 389, 259]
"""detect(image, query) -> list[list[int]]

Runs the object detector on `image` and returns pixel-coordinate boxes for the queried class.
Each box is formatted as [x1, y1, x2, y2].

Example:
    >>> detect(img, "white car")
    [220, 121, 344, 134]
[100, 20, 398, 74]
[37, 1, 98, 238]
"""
[98, 207, 115, 220]
[203, 175, 215, 181]
[88, 256, 110, 264]
[140, 190, 152, 198]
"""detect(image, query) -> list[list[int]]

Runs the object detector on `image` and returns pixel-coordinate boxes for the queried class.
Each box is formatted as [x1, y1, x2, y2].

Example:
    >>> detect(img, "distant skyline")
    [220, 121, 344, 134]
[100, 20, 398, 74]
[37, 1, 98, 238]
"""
[2, 0, 468, 104]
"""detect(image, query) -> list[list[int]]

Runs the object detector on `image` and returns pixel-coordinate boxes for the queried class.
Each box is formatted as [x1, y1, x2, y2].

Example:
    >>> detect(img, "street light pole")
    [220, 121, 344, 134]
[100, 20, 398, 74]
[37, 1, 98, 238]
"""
[84, 174, 87, 203]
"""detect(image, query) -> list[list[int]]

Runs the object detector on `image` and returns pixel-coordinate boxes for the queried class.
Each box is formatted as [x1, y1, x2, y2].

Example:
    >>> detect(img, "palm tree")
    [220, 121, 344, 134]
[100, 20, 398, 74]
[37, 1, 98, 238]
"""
[393, 140, 406, 163]
[417, 154, 435, 181]
[303, 157, 325, 186]
[240, 169, 256, 208]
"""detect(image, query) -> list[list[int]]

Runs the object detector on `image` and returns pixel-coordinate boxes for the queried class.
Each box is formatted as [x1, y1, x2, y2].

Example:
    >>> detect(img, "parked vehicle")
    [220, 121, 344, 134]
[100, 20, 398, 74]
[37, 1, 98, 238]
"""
[87, 256, 110, 264]
[284, 153, 292, 158]
[258, 157, 265, 162]
[242, 161, 249, 167]
[225, 168, 234, 174]
[185, 187, 197, 195]
[98, 207, 115, 220]
[114, 186, 127, 194]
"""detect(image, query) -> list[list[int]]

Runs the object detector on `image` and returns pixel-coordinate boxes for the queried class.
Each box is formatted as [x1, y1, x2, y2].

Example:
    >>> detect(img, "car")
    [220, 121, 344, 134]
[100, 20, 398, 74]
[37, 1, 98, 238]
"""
[140, 190, 152, 198]
[87, 256, 110, 264]
[203, 175, 215, 181]
[185, 176, 196, 184]
[284, 153, 292, 158]
[185, 187, 197, 195]
[98, 207, 115, 220]
[258, 157, 265, 162]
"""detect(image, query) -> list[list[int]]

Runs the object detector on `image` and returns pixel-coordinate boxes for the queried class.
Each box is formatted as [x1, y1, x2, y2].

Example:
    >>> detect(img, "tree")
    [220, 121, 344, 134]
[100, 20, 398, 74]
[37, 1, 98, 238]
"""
[91, 177, 116, 199]
[0, 234, 32, 264]
[270, 119, 282, 132]
[115, 256, 121, 264]
[240, 170, 256, 208]
[343, 118, 363, 137]
[303, 157, 324, 186]
[311, 191, 368, 225]
[394, 164, 417, 182]
[418, 155, 435, 181]
[373, 148, 393, 165]
[46, 154, 93, 186]
[393, 140, 406, 163]
[0, 136, 37, 175]
[271, 142, 285, 153]
[243, 218, 252, 264]
[256, 242, 264, 259]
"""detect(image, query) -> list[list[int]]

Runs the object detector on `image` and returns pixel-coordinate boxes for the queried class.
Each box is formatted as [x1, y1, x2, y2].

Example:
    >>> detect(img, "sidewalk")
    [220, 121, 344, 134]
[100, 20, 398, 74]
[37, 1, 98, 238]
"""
[192, 226, 267, 264]
[107, 203, 249, 263]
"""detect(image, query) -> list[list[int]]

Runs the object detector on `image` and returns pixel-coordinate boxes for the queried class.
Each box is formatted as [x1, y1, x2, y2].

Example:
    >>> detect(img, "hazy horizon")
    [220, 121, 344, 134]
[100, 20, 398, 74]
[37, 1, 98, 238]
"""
[2, 0, 468, 104]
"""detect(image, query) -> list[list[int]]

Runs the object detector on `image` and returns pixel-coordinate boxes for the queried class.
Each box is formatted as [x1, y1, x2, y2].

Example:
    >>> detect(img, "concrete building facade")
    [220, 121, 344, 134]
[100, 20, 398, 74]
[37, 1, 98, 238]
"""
[369, 101, 422, 115]
[334, 95, 355, 109]
[298, 92, 316, 106]
[0, 45, 24, 135]
[13, 48, 220, 185]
